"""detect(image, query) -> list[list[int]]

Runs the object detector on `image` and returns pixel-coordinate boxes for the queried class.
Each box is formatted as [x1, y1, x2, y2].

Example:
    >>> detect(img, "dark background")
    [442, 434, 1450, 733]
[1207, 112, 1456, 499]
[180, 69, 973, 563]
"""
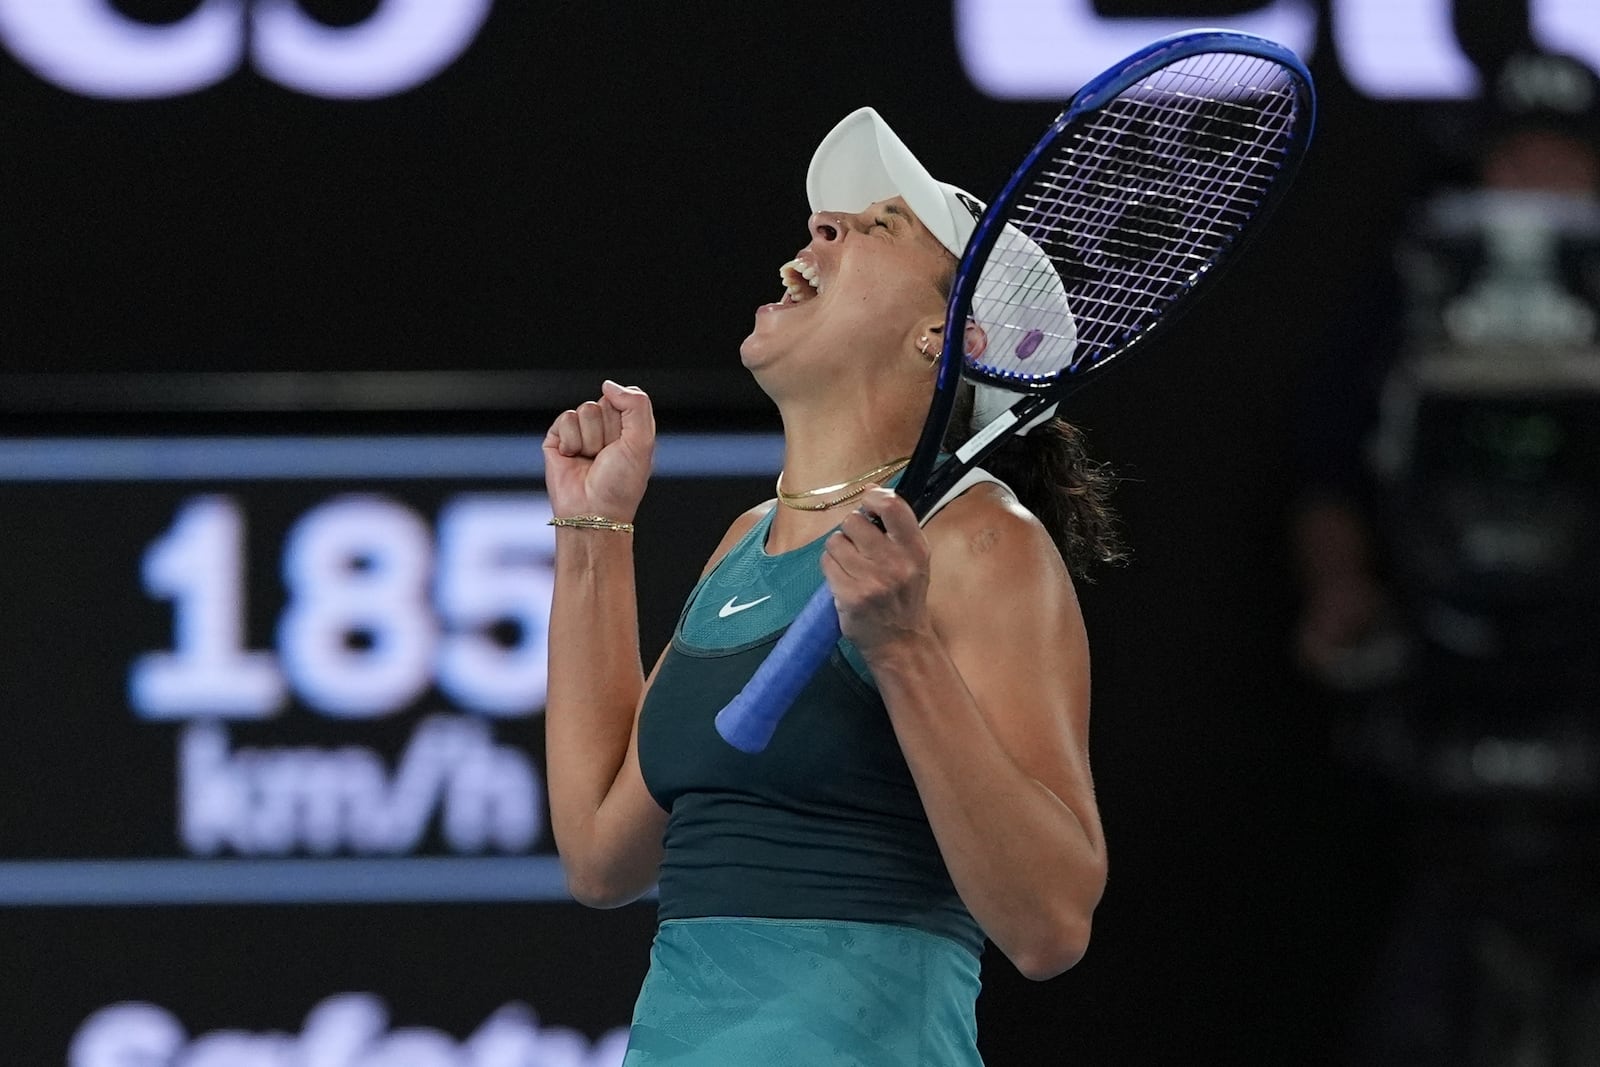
[2, 1, 1579, 1063]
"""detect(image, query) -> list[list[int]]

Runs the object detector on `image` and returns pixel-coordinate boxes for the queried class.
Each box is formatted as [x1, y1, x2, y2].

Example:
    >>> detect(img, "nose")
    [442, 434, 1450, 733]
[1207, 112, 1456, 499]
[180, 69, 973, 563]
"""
[809, 211, 849, 243]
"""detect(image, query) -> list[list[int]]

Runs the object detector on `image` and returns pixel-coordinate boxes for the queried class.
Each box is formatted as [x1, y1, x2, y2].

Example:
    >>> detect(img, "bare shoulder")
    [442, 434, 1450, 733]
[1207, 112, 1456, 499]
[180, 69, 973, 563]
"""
[698, 499, 775, 578]
[924, 482, 1072, 598]
[921, 482, 1083, 655]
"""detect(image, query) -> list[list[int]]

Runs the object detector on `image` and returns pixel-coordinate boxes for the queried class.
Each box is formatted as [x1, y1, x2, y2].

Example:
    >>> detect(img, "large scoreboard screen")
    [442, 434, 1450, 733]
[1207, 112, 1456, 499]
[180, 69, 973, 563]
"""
[0, 431, 781, 1064]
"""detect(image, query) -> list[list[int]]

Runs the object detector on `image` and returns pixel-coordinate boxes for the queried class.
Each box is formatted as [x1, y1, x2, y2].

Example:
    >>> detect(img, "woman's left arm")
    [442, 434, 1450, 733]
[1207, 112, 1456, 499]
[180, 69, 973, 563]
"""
[822, 486, 1107, 981]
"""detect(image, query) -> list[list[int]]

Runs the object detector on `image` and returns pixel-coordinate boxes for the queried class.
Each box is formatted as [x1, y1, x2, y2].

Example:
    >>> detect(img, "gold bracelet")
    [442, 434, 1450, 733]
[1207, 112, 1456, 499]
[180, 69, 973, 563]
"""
[548, 515, 635, 533]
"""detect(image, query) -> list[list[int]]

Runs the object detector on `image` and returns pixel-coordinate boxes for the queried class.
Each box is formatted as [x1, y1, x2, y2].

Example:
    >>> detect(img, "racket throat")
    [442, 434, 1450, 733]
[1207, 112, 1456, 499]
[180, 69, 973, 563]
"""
[952, 397, 1057, 465]
[955, 410, 1017, 464]
[1016, 401, 1059, 436]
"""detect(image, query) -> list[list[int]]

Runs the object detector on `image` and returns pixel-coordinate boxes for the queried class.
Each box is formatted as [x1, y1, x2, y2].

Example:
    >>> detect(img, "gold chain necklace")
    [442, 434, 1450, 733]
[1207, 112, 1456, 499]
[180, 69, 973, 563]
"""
[775, 456, 910, 512]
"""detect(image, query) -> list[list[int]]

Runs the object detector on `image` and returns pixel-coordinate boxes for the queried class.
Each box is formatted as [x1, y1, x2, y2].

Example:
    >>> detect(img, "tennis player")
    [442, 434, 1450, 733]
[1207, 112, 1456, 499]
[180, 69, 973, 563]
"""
[545, 108, 1123, 1065]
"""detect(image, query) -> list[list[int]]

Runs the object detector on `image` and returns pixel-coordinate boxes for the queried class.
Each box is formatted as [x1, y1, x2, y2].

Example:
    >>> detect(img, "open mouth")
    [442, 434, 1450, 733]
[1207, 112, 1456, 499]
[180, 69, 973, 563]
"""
[777, 257, 822, 305]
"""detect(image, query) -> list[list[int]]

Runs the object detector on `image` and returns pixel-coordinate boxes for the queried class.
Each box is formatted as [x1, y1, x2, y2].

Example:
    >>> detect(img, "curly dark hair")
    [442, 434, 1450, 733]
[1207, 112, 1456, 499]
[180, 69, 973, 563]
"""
[939, 382, 1128, 580]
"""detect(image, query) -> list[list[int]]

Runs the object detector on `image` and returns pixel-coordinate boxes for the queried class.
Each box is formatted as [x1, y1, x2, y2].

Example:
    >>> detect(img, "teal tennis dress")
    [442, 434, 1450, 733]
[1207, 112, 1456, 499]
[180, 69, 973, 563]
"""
[627, 497, 988, 1066]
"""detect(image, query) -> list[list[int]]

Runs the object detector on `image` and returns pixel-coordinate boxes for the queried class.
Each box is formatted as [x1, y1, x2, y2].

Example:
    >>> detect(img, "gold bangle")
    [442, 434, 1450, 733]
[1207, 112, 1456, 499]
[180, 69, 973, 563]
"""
[548, 515, 635, 533]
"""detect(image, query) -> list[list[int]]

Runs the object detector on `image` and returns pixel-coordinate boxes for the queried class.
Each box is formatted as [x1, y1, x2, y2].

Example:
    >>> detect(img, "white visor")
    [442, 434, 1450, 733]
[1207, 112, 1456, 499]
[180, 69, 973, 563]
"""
[807, 106, 982, 260]
[807, 107, 1077, 394]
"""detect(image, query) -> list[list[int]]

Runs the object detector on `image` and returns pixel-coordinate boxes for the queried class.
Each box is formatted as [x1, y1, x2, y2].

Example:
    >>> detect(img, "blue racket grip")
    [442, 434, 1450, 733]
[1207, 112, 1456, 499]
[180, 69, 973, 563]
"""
[713, 584, 842, 753]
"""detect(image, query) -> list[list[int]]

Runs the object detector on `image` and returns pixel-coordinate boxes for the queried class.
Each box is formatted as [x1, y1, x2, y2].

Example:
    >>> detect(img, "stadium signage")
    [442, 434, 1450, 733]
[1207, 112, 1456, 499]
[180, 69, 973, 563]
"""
[0, 0, 492, 99]
[70, 994, 628, 1067]
[956, 0, 1600, 101]
[132, 492, 552, 858]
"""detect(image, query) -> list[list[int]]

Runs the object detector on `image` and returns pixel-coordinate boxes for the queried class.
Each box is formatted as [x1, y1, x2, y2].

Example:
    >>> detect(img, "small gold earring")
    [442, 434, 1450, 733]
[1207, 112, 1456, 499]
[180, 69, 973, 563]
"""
[917, 336, 936, 364]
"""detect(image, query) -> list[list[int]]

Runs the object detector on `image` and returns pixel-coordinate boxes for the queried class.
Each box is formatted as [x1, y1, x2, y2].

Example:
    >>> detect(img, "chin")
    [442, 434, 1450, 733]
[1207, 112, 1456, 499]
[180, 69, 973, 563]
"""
[739, 339, 796, 405]
[737, 332, 763, 370]
[738, 328, 783, 372]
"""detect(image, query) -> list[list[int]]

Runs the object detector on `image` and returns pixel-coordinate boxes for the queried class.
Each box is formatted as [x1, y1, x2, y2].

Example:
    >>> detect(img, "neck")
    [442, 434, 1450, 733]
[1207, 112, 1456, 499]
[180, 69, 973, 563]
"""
[765, 386, 925, 551]
[775, 375, 924, 477]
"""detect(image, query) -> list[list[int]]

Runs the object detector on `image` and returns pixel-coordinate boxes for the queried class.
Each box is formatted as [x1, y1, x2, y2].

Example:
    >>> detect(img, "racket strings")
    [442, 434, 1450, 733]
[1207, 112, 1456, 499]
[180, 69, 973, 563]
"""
[971, 49, 1303, 379]
[1084, 56, 1297, 350]
[1062, 114, 1278, 323]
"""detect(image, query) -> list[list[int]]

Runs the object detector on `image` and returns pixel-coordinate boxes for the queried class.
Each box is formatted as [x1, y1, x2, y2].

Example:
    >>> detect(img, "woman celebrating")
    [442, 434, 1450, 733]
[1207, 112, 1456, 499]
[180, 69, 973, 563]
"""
[545, 107, 1122, 1065]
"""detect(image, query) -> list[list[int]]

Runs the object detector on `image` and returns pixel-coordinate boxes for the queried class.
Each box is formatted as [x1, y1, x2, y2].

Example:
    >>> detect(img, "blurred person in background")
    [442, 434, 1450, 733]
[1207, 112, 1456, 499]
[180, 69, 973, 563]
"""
[1291, 50, 1600, 1067]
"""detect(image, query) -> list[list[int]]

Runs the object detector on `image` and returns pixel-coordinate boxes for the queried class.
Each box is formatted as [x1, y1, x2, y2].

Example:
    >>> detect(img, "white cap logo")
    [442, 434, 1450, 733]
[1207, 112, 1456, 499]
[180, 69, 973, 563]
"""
[955, 191, 985, 224]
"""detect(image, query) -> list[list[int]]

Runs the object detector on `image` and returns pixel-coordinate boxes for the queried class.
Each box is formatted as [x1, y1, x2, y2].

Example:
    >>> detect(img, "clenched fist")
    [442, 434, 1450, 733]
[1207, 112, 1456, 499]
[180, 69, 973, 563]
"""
[542, 380, 655, 523]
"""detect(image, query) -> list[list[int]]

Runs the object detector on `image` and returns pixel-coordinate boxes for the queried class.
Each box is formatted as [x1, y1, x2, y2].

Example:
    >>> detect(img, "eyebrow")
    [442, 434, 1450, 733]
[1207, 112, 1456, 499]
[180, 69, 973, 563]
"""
[879, 203, 917, 231]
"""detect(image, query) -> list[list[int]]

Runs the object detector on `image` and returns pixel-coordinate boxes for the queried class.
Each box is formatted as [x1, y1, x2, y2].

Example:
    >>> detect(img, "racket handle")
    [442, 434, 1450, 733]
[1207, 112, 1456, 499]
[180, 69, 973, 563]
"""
[713, 585, 842, 753]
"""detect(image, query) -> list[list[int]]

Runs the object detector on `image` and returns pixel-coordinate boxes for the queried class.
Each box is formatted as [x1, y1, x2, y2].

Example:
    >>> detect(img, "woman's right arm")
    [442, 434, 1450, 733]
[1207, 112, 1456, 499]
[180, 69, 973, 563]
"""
[543, 380, 667, 907]
[543, 381, 770, 906]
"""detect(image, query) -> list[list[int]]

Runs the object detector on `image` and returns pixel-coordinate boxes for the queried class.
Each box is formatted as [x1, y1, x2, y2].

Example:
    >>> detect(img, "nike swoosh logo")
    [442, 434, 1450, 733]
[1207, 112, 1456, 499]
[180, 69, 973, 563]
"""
[718, 595, 772, 618]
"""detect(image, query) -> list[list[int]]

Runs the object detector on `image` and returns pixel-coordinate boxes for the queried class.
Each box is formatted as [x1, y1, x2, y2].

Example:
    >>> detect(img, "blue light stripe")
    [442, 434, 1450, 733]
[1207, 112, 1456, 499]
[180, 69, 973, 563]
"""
[0, 434, 784, 482]
[0, 856, 612, 907]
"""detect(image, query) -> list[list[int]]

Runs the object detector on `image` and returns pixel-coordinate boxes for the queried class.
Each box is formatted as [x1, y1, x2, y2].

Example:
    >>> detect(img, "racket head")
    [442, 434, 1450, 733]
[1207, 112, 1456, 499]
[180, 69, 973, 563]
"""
[944, 29, 1316, 398]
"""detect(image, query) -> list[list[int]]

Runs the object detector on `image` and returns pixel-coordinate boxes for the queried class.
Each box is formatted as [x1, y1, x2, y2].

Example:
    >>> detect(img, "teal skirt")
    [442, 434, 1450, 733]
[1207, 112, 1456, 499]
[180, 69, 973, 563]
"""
[622, 917, 984, 1066]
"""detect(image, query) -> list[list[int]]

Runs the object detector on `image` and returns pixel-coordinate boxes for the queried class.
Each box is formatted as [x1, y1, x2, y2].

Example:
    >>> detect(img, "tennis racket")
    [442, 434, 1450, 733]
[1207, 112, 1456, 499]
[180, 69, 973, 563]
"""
[716, 29, 1316, 753]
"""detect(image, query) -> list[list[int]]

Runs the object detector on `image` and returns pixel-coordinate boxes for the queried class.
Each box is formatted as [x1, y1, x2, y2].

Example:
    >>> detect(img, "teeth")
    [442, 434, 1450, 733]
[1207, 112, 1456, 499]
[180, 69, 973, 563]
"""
[778, 258, 823, 302]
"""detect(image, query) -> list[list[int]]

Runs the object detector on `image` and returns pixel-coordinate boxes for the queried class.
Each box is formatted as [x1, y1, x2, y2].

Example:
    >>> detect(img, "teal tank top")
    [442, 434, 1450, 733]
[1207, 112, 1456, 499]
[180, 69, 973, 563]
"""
[636, 504, 983, 958]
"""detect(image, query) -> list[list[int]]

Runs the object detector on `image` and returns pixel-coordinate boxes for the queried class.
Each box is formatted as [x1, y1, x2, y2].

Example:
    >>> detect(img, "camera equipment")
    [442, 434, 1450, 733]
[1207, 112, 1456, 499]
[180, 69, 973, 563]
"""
[1368, 190, 1600, 801]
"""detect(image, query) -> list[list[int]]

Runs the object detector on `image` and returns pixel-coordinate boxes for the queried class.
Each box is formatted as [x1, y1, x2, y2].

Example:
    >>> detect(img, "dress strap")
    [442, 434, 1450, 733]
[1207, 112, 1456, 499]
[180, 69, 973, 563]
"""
[920, 467, 1013, 525]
